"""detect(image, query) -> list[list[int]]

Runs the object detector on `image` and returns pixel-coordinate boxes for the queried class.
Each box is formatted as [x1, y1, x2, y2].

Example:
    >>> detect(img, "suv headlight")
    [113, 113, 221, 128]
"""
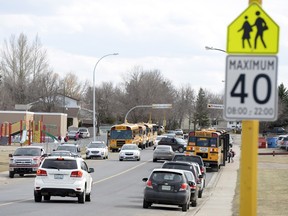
[9, 159, 15, 164]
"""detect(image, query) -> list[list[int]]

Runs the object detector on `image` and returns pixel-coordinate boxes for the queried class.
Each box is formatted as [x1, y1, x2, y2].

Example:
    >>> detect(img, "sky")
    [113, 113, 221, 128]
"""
[0, 0, 287, 94]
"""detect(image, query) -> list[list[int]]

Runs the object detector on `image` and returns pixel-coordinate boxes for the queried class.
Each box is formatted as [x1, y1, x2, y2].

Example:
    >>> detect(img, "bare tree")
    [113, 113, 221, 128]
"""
[0, 33, 52, 109]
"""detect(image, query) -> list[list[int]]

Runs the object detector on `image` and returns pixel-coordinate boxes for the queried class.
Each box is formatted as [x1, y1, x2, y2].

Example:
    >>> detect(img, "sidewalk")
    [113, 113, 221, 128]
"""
[192, 135, 240, 216]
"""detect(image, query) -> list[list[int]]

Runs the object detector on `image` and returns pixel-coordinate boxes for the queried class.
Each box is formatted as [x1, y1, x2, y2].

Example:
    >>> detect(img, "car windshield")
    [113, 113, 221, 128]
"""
[57, 146, 77, 153]
[42, 158, 77, 169]
[14, 148, 41, 156]
[162, 163, 192, 171]
[79, 128, 87, 132]
[173, 155, 203, 164]
[88, 143, 106, 148]
[121, 145, 138, 150]
[151, 172, 183, 183]
[51, 151, 71, 156]
[175, 138, 187, 145]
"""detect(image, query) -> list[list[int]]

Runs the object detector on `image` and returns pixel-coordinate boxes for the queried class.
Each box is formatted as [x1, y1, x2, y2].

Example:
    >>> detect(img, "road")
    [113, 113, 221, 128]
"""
[0, 137, 216, 216]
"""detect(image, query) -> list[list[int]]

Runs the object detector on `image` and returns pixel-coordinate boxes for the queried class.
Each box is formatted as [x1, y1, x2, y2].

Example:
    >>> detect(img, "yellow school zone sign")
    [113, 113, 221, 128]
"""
[227, 3, 279, 54]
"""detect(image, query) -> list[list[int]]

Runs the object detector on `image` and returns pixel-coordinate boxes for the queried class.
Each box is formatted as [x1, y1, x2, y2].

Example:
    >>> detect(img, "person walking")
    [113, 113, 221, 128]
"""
[230, 149, 235, 163]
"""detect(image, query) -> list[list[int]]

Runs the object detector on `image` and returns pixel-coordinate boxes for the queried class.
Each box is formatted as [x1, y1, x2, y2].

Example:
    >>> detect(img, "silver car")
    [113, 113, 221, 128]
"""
[153, 145, 175, 162]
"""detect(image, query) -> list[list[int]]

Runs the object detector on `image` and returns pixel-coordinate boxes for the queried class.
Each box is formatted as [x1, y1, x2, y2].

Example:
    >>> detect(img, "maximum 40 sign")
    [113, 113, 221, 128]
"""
[224, 55, 278, 121]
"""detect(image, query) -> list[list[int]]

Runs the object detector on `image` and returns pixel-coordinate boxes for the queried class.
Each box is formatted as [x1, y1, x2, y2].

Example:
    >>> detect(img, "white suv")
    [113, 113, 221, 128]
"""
[34, 156, 94, 203]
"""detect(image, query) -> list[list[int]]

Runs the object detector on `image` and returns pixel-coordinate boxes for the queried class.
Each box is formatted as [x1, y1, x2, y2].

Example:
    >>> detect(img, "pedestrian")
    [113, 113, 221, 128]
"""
[230, 149, 235, 163]
[227, 150, 232, 163]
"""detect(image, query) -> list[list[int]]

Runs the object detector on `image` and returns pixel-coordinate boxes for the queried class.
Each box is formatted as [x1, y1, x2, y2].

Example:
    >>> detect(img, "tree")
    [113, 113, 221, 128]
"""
[194, 88, 210, 129]
[0, 33, 52, 109]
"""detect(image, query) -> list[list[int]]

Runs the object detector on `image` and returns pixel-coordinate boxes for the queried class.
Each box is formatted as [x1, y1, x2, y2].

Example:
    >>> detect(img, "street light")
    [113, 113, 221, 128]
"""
[205, 46, 226, 53]
[93, 53, 119, 141]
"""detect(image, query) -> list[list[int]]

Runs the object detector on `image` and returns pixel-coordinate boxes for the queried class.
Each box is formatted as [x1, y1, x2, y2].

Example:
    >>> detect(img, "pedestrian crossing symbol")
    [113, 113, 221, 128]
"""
[227, 3, 279, 54]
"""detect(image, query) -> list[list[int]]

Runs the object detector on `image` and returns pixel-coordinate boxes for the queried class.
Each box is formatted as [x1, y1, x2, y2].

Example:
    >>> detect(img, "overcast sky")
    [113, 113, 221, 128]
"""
[0, 0, 287, 94]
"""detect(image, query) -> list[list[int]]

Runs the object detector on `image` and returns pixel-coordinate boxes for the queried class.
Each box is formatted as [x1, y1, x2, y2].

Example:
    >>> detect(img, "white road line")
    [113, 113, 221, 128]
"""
[93, 160, 150, 184]
[0, 198, 32, 207]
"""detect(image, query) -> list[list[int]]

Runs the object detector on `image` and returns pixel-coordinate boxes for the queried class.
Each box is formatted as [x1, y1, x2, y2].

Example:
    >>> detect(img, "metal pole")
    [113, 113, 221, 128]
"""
[124, 105, 152, 123]
[93, 53, 118, 141]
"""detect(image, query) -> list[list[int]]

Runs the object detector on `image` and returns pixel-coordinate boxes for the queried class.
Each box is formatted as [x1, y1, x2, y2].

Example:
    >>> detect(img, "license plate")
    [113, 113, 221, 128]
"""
[200, 147, 208, 152]
[54, 174, 64, 179]
[161, 185, 171, 191]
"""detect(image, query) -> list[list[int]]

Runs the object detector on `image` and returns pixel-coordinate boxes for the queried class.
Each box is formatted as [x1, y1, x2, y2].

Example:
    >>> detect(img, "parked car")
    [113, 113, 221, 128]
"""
[158, 137, 187, 153]
[67, 130, 80, 140]
[172, 153, 206, 183]
[142, 168, 191, 212]
[55, 143, 82, 157]
[161, 161, 204, 198]
[86, 141, 108, 159]
[78, 127, 90, 138]
[9, 146, 47, 178]
[119, 144, 141, 161]
[276, 135, 288, 148]
[183, 170, 198, 207]
[34, 156, 94, 203]
[175, 129, 184, 138]
[153, 145, 175, 162]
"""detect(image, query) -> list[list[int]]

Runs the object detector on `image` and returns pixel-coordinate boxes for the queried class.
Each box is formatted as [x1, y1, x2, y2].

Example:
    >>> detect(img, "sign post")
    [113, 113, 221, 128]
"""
[225, 1, 279, 215]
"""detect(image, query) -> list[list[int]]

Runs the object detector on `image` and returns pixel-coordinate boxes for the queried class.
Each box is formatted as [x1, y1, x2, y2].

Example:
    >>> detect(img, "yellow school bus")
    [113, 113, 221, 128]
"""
[143, 123, 157, 147]
[109, 123, 140, 152]
[137, 124, 147, 149]
[186, 130, 228, 171]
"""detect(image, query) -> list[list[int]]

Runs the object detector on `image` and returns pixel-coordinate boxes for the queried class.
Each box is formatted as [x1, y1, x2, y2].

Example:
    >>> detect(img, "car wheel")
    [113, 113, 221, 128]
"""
[44, 195, 50, 201]
[178, 147, 184, 153]
[19, 174, 24, 177]
[137, 158, 140, 161]
[9, 171, 14, 178]
[78, 189, 86, 204]
[153, 158, 157, 162]
[198, 189, 203, 198]
[106, 155, 109, 159]
[182, 200, 189, 212]
[119, 159, 123, 161]
[143, 199, 151, 208]
[86, 156, 90, 159]
[191, 200, 197, 207]
[85, 193, 91, 202]
[34, 191, 42, 202]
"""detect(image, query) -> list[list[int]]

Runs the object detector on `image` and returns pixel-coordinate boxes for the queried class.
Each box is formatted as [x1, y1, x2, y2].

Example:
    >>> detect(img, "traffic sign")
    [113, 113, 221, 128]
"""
[227, 3, 279, 54]
[207, 104, 224, 109]
[224, 55, 278, 121]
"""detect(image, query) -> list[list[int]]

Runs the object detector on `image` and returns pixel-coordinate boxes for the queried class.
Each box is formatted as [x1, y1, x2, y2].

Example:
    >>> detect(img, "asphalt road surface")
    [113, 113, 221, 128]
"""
[0, 139, 216, 216]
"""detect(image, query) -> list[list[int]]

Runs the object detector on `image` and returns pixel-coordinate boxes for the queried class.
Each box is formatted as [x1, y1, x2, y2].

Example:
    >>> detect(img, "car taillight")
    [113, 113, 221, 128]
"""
[200, 166, 205, 174]
[36, 169, 47, 176]
[146, 180, 153, 189]
[70, 170, 83, 177]
[180, 183, 188, 191]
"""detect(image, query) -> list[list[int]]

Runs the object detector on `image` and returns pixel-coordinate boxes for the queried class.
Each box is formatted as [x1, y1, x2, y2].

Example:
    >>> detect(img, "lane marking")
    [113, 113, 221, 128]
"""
[93, 160, 150, 184]
[0, 198, 32, 207]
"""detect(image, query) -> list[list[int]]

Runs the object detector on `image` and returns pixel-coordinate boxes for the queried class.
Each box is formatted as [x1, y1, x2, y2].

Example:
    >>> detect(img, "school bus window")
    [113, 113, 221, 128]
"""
[210, 138, 217, 147]
[110, 130, 132, 139]
[188, 136, 196, 143]
[197, 139, 209, 147]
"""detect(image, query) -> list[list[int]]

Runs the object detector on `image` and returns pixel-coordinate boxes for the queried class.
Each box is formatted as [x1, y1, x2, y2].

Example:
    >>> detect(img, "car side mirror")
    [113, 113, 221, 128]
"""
[42, 154, 48, 158]
[9, 153, 13, 157]
[77, 148, 81, 152]
[199, 174, 203, 178]
[88, 168, 94, 173]
[142, 177, 148, 182]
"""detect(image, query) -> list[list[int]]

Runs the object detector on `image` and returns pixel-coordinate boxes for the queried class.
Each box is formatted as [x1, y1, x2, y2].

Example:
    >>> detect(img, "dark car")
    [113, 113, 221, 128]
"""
[153, 145, 175, 162]
[183, 170, 198, 207]
[172, 153, 206, 181]
[142, 168, 191, 212]
[158, 137, 187, 153]
[161, 161, 204, 198]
